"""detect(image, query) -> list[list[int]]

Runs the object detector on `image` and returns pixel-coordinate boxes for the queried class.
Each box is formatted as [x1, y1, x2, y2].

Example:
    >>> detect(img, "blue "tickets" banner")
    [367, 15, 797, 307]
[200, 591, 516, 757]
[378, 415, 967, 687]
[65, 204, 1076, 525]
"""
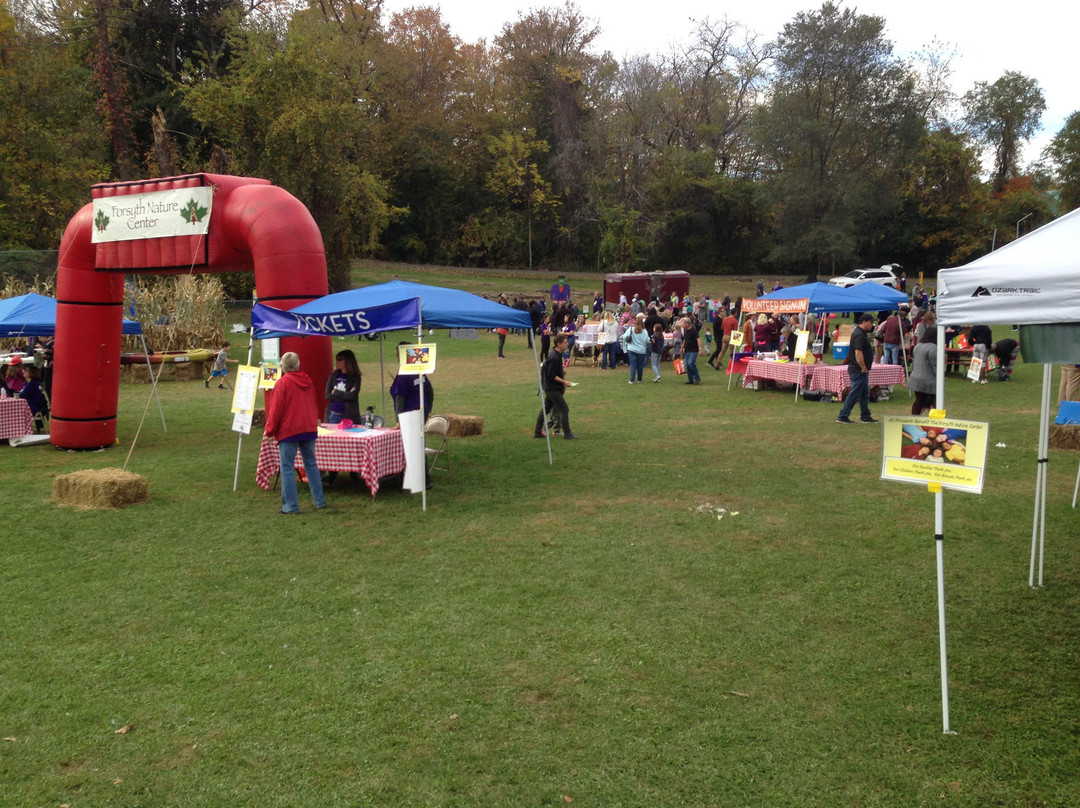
[252, 298, 421, 337]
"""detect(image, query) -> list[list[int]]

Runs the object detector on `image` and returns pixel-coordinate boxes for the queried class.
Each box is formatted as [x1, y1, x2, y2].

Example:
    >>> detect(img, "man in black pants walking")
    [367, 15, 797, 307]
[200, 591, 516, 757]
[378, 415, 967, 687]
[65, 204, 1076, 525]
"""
[535, 334, 579, 439]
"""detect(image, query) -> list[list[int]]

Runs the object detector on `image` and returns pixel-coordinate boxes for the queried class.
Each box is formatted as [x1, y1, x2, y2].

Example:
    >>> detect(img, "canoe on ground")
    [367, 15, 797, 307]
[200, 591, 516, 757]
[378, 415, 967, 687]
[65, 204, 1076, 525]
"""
[119, 349, 214, 365]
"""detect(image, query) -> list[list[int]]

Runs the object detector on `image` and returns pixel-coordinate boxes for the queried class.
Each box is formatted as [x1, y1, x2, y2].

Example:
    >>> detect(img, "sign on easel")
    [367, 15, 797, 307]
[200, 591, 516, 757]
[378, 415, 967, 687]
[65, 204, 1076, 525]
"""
[880, 416, 990, 494]
[230, 364, 260, 435]
[794, 331, 810, 361]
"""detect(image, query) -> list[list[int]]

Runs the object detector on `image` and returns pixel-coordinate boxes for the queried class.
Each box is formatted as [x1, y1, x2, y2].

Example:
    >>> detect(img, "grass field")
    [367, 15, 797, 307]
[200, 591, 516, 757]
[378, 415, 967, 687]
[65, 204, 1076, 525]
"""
[1, 266, 1078, 807]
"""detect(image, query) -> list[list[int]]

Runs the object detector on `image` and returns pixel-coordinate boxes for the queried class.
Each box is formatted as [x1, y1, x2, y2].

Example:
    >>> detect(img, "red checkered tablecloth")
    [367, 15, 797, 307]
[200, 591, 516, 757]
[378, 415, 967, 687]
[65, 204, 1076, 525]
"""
[256, 428, 406, 497]
[742, 359, 815, 389]
[0, 397, 33, 440]
[808, 364, 907, 398]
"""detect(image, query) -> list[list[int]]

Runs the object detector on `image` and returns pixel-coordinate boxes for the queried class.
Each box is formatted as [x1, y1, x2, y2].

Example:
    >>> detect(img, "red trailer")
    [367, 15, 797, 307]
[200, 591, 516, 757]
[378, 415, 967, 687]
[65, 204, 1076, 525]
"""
[604, 271, 691, 308]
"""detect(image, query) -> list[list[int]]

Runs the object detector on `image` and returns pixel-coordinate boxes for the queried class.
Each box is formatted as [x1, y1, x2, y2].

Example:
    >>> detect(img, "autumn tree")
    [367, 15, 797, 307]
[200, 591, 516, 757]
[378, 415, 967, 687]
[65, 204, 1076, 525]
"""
[1044, 111, 1080, 212]
[755, 2, 926, 278]
[595, 19, 770, 271]
[377, 6, 470, 262]
[494, 3, 610, 263]
[483, 130, 560, 268]
[963, 71, 1045, 190]
[183, 1, 404, 289]
[0, 0, 109, 247]
[890, 127, 990, 269]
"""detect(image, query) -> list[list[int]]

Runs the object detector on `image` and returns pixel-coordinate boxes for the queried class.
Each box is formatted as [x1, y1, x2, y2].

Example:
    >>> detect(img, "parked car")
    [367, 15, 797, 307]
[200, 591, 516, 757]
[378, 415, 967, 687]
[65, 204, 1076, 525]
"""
[827, 264, 901, 288]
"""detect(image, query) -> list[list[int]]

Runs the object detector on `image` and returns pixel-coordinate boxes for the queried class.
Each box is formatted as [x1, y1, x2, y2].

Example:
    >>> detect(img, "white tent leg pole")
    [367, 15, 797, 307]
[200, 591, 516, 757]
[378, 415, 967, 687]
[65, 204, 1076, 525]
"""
[1039, 364, 1052, 585]
[932, 326, 953, 734]
[1031, 364, 1052, 586]
[379, 335, 387, 422]
[935, 491, 952, 734]
[416, 322, 426, 512]
[1030, 461, 1044, 587]
[1072, 456, 1080, 509]
[139, 333, 166, 432]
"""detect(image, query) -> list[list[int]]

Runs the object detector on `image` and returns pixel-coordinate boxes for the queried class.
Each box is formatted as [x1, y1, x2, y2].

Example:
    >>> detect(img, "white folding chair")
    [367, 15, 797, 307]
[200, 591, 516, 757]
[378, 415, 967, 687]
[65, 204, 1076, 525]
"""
[424, 415, 451, 479]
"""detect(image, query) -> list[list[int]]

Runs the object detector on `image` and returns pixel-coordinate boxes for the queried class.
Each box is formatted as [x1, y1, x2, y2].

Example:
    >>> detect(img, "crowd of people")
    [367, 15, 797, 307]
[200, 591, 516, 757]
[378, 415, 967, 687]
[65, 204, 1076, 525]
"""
[492, 278, 1080, 437]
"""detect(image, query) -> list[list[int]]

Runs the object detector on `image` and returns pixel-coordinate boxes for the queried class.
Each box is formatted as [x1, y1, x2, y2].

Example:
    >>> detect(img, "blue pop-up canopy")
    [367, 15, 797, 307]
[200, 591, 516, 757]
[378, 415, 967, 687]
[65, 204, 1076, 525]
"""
[0, 292, 143, 336]
[746, 282, 907, 315]
[251, 280, 532, 337]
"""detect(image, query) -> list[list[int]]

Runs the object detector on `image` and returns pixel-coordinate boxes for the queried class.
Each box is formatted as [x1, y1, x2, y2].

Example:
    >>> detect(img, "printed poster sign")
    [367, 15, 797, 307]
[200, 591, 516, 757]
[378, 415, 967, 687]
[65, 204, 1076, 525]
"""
[261, 338, 280, 363]
[91, 187, 212, 243]
[258, 362, 282, 390]
[729, 331, 744, 349]
[231, 411, 253, 435]
[880, 416, 990, 494]
[966, 356, 984, 381]
[231, 364, 260, 415]
[397, 343, 436, 375]
[794, 330, 810, 360]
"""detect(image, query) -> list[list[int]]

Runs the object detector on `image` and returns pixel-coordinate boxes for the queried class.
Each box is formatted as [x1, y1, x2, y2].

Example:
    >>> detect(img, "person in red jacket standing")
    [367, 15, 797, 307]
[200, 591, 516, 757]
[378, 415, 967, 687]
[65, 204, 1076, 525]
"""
[264, 351, 326, 514]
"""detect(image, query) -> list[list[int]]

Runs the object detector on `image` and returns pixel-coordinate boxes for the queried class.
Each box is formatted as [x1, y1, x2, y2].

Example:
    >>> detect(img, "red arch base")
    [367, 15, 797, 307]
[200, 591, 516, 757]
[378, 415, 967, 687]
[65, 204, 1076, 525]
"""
[51, 173, 331, 449]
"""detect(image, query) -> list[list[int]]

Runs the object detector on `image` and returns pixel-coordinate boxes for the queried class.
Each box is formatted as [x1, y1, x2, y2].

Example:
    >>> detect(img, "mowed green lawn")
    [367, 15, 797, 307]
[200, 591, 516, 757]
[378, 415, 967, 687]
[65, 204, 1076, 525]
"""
[1, 273, 1077, 807]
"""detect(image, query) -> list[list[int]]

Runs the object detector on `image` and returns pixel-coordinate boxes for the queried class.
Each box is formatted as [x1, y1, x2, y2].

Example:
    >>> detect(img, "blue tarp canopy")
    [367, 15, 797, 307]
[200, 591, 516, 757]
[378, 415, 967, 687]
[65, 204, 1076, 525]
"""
[252, 280, 532, 337]
[748, 282, 907, 314]
[0, 292, 143, 336]
[844, 283, 909, 310]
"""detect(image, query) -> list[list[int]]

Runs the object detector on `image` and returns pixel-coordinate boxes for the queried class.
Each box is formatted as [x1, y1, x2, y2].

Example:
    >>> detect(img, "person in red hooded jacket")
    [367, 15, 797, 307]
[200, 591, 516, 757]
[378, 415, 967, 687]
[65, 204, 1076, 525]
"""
[265, 351, 326, 514]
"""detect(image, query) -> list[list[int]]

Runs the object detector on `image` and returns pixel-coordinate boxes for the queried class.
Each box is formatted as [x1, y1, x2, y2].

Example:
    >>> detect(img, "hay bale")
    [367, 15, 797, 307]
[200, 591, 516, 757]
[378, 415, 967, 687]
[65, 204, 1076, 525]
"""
[121, 360, 206, 383]
[441, 413, 484, 437]
[1049, 424, 1080, 451]
[53, 468, 149, 510]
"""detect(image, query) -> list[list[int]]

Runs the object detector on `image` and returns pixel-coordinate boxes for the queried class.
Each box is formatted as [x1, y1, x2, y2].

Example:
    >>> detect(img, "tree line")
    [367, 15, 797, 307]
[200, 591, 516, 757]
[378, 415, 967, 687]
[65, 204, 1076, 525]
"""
[2, 0, 1077, 291]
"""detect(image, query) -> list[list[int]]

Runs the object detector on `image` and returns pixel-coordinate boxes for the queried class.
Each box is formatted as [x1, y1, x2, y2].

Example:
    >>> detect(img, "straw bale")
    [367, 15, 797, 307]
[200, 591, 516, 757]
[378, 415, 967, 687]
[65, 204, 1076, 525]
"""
[1049, 425, 1080, 451]
[441, 413, 484, 437]
[53, 468, 149, 510]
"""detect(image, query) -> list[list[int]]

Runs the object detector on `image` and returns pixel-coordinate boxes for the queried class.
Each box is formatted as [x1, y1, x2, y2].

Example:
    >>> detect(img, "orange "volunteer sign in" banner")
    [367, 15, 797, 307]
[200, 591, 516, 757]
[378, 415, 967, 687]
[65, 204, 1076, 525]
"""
[741, 298, 809, 315]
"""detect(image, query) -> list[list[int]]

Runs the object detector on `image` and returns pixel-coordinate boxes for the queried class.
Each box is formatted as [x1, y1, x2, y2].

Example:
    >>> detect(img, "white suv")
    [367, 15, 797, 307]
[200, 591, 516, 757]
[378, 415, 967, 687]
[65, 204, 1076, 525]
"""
[827, 264, 901, 288]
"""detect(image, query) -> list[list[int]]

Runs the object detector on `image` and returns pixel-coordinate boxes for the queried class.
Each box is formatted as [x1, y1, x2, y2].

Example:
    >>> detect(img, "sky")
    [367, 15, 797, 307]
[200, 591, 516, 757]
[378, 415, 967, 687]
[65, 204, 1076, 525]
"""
[380, 0, 1075, 166]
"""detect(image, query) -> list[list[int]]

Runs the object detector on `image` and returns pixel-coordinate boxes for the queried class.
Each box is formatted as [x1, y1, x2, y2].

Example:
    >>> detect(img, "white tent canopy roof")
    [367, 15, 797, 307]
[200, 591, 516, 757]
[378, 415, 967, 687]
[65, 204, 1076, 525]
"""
[936, 207, 1080, 326]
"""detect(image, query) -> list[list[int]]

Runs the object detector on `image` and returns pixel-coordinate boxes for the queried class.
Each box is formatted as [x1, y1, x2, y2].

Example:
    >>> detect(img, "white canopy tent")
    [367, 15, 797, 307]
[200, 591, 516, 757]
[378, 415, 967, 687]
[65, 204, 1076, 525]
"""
[937, 206, 1080, 587]
[916, 208, 1080, 734]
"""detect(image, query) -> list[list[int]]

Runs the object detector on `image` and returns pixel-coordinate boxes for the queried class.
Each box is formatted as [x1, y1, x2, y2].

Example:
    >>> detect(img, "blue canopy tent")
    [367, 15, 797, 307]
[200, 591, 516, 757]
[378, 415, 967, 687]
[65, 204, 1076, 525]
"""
[0, 292, 164, 434]
[843, 283, 909, 311]
[737, 282, 912, 396]
[251, 280, 532, 336]
[749, 281, 907, 314]
[0, 292, 143, 336]
[251, 281, 553, 502]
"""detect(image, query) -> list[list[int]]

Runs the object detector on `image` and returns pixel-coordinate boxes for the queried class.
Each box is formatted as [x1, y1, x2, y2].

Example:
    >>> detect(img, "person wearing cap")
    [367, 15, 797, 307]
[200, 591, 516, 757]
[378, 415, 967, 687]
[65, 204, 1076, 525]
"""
[837, 314, 878, 424]
[264, 351, 326, 514]
[5, 356, 26, 395]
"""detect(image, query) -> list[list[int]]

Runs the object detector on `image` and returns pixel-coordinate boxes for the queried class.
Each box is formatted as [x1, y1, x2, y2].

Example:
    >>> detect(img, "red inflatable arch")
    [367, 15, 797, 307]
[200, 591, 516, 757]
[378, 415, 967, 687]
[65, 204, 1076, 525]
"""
[52, 173, 331, 449]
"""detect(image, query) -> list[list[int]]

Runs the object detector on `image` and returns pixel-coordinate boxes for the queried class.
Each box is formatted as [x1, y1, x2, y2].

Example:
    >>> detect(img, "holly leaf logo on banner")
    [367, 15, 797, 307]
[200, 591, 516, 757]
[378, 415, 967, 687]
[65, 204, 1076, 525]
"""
[181, 198, 209, 225]
[94, 209, 110, 232]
